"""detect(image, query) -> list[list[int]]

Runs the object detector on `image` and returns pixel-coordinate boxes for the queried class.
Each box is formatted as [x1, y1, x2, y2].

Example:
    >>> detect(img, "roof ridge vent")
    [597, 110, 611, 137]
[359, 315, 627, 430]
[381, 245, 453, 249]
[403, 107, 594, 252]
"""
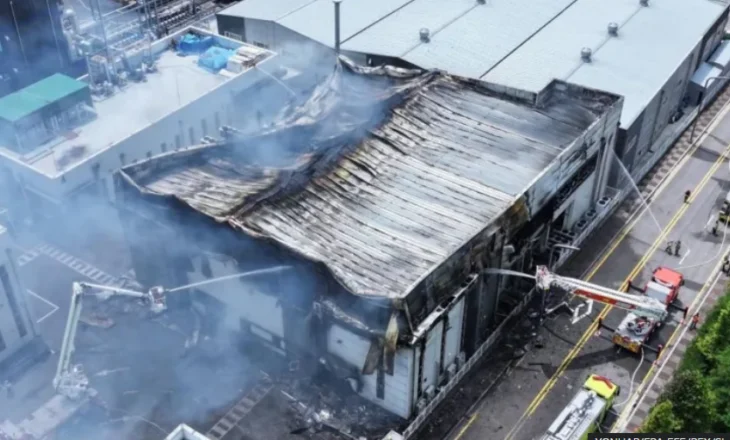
[581, 47, 592, 62]
[607, 22, 619, 36]
[420, 28, 430, 43]
[639, 0, 649, 6]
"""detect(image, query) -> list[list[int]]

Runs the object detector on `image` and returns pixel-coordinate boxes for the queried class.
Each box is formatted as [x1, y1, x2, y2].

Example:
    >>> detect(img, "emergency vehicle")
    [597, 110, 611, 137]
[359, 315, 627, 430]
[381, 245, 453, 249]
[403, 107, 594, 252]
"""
[539, 374, 619, 440]
[611, 267, 684, 353]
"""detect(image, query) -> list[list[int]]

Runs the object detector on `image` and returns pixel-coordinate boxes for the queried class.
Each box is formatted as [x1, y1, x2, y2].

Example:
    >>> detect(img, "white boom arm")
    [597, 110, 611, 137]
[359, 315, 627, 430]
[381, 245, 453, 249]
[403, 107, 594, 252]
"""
[534, 265, 668, 321]
[54, 266, 293, 400]
[54, 282, 150, 399]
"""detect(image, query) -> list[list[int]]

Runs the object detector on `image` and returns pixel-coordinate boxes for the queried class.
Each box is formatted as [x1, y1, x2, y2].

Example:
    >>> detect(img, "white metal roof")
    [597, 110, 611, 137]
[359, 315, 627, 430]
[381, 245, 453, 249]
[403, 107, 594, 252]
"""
[279, 0, 414, 47]
[228, 0, 727, 128]
[217, 0, 317, 21]
[560, 0, 725, 127]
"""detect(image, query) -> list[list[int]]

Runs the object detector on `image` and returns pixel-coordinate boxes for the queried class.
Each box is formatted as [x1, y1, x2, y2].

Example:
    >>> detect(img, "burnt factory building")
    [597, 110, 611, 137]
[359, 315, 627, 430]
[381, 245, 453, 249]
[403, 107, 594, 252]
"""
[217, 0, 730, 183]
[114, 59, 622, 421]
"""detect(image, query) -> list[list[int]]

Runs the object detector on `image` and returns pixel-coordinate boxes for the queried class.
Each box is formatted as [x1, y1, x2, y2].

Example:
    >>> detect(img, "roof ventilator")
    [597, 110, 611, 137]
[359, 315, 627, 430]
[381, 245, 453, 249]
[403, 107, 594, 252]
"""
[477, 0, 486, 4]
[607, 22, 619, 36]
[639, 0, 649, 6]
[420, 28, 430, 43]
[581, 47, 592, 63]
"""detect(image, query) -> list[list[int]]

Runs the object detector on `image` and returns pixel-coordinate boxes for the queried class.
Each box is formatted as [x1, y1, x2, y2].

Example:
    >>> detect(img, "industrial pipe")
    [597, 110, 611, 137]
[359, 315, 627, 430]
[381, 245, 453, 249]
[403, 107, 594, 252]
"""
[333, 0, 342, 54]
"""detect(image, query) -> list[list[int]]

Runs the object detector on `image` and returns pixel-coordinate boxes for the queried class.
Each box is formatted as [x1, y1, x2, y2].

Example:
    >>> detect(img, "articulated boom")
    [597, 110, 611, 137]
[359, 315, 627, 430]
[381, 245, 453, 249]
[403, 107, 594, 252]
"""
[535, 266, 668, 321]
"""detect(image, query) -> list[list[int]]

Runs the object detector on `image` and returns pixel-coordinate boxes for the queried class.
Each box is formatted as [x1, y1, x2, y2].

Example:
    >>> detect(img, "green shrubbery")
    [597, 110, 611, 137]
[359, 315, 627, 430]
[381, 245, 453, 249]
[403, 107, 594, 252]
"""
[641, 291, 730, 432]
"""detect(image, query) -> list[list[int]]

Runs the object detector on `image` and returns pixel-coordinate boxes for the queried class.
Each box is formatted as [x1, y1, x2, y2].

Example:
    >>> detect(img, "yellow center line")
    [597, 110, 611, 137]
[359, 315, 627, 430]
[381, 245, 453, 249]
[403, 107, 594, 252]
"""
[499, 143, 730, 440]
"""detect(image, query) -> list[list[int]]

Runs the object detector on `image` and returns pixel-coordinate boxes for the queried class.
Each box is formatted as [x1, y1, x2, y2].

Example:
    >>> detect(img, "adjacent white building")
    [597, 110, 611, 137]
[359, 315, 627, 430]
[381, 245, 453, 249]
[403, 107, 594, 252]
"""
[0, 26, 280, 225]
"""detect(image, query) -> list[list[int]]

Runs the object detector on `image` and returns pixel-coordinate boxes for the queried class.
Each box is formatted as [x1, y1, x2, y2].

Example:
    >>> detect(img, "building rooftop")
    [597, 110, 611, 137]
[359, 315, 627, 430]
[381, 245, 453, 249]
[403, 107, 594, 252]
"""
[225, 0, 727, 128]
[0, 74, 88, 123]
[0, 27, 273, 179]
[164, 424, 210, 440]
[119, 59, 619, 300]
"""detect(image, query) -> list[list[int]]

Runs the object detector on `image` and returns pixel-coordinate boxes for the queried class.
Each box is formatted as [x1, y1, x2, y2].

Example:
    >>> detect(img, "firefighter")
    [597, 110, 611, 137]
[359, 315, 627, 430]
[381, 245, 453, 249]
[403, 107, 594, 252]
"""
[674, 240, 682, 257]
[690, 312, 700, 330]
[684, 190, 692, 203]
[712, 219, 719, 236]
[723, 256, 730, 275]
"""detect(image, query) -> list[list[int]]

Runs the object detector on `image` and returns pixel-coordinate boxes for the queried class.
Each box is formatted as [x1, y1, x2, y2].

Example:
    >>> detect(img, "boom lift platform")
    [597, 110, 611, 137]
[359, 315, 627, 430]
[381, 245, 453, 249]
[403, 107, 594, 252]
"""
[53, 266, 292, 402]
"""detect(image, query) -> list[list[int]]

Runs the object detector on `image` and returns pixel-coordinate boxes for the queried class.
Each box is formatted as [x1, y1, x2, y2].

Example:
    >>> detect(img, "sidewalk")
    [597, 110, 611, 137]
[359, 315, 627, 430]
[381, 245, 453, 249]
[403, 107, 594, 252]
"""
[623, 271, 726, 433]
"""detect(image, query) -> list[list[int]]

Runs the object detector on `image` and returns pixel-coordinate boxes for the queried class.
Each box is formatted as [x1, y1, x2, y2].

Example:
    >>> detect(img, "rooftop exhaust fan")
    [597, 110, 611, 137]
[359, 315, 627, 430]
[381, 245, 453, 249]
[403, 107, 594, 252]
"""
[420, 28, 430, 43]
[640, 0, 649, 6]
[607, 22, 619, 36]
[581, 47, 592, 62]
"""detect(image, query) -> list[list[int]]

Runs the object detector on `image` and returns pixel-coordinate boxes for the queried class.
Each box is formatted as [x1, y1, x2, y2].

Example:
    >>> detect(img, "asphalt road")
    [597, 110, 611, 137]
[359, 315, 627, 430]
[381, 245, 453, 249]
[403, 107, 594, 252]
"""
[451, 111, 730, 440]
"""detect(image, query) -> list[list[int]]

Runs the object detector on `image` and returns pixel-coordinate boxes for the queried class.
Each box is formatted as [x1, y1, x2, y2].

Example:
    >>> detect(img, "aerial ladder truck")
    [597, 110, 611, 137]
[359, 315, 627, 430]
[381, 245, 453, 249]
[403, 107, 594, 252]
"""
[488, 265, 685, 354]
[53, 266, 292, 401]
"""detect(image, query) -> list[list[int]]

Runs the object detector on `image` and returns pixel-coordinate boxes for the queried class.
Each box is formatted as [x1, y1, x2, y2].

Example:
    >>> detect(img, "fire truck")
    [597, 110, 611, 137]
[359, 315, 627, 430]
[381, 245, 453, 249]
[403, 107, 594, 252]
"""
[539, 374, 619, 440]
[527, 265, 686, 354]
[607, 267, 684, 353]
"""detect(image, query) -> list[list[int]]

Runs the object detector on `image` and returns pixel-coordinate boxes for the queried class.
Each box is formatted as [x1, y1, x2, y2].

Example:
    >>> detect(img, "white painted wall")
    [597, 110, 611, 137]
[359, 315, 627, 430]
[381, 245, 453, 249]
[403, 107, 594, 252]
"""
[327, 324, 416, 419]
[442, 298, 464, 369]
[0, 228, 37, 364]
[187, 255, 285, 339]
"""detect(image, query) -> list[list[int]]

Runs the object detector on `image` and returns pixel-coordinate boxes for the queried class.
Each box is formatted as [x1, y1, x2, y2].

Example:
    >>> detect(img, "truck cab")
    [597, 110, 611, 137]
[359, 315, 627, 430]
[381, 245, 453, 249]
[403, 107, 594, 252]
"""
[645, 267, 684, 305]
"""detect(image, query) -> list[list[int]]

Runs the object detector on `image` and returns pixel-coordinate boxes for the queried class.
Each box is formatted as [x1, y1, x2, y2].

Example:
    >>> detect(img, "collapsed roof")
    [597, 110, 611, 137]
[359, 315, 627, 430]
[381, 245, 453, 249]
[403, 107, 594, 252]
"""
[119, 57, 619, 303]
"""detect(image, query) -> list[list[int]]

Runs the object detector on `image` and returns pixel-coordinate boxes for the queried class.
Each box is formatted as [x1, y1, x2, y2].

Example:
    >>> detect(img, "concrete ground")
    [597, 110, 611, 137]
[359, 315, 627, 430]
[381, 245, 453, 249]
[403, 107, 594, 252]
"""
[446, 100, 730, 439]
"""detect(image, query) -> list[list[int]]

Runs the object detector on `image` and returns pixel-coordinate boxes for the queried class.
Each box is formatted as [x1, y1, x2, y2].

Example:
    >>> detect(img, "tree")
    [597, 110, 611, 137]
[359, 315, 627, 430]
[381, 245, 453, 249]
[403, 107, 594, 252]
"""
[711, 347, 730, 430]
[640, 400, 682, 433]
[661, 370, 717, 432]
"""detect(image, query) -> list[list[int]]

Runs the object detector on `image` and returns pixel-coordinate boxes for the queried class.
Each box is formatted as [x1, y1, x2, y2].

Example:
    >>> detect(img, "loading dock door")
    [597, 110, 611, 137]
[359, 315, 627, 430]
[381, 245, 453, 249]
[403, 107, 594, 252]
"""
[421, 321, 444, 391]
[443, 299, 465, 368]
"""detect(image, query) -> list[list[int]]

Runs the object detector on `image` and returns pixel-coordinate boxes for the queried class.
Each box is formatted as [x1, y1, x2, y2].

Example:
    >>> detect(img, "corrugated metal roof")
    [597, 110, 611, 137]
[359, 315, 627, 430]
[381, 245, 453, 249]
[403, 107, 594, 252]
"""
[397, 0, 576, 79]
[482, 0, 640, 97]
[0, 74, 88, 123]
[120, 61, 612, 300]
[341, 0, 475, 58]
[217, 0, 316, 22]
[278, 0, 414, 47]
[562, 0, 725, 127]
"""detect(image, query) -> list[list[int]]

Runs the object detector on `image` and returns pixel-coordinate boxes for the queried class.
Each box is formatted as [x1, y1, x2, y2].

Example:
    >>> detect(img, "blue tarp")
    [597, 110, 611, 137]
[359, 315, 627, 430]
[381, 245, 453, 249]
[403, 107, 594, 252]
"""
[178, 33, 214, 54]
[198, 46, 234, 72]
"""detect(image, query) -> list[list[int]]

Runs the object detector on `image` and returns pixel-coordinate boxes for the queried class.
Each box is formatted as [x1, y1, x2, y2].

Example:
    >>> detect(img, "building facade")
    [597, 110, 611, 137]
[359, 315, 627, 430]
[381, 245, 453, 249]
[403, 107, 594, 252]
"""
[0, 226, 38, 367]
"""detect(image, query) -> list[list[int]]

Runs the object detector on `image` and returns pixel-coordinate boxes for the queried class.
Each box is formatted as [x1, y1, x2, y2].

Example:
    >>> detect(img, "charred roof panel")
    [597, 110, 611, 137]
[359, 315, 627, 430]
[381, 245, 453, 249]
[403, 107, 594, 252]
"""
[120, 59, 618, 301]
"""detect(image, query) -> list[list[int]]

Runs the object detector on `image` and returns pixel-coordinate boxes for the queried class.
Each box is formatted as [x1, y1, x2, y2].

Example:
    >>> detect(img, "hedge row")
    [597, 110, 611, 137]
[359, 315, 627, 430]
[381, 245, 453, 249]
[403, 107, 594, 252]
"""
[641, 287, 730, 432]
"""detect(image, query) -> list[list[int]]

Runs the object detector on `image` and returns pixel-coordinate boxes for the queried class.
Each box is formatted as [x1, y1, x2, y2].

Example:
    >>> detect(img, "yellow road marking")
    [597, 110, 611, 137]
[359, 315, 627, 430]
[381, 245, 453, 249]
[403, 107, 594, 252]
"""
[500, 143, 730, 440]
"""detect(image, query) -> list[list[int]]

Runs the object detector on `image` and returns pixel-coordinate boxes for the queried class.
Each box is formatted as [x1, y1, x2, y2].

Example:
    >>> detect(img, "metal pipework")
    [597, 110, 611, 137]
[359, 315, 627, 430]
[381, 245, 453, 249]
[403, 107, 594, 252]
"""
[333, 0, 342, 54]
